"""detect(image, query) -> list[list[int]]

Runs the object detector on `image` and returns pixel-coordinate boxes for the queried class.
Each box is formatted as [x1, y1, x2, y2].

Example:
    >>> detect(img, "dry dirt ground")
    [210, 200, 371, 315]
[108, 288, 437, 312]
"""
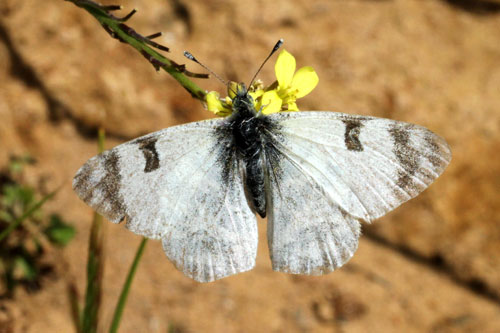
[1, 0, 500, 332]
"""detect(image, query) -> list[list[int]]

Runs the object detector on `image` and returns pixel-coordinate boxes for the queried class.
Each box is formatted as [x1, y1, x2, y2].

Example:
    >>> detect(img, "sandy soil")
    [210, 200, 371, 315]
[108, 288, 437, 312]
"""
[0, 0, 499, 332]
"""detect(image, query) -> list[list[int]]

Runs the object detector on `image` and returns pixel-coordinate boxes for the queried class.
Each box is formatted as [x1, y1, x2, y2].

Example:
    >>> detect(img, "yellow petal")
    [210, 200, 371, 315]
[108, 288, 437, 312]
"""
[287, 102, 299, 111]
[227, 81, 239, 99]
[275, 50, 296, 89]
[206, 91, 223, 113]
[206, 91, 232, 116]
[249, 89, 264, 101]
[290, 66, 319, 98]
[216, 109, 232, 117]
[250, 79, 264, 92]
[260, 90, 283, 115]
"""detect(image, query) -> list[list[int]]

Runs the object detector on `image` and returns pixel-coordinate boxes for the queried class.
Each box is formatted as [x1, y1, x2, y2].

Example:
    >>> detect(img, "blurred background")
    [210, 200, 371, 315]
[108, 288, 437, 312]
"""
[0, 0, 499, 331]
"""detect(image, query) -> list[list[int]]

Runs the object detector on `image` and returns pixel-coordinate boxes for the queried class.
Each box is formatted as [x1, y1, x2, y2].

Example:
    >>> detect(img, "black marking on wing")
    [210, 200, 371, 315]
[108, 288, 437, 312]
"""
[136, 137, 160, 173]
[389, 123, 419, 191]
[102, 151, 126, 219]
[73, 150, 126, 222]
[343, 119, 364, 152]
[423, 130, 444, 169]
[73, 163, 92, 197]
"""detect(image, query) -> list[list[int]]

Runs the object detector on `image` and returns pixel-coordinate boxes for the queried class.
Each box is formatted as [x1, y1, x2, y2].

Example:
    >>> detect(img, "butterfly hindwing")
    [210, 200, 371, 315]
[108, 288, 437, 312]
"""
[264, 111, 451, 274]
[73, 119, 258, 282]
[264, 143, 362, 274]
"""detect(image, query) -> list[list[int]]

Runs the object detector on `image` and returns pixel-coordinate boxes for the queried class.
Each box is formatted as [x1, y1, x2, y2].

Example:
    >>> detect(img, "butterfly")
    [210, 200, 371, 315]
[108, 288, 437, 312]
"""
[72, 81, 451, 282]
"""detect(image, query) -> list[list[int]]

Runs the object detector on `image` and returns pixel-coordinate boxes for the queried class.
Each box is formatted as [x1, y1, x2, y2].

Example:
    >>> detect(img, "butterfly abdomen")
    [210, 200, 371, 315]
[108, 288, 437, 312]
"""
[228, 113, 265, 217]
[227, 92, 278, 218]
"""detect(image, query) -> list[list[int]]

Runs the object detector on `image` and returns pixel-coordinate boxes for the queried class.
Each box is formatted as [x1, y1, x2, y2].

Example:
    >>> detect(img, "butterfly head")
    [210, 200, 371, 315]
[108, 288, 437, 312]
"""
[231, 83, 258, 117]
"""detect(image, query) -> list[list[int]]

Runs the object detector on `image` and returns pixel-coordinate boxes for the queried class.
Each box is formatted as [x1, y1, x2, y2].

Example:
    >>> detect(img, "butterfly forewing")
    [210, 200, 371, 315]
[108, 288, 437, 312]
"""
[73, 119, 258, 282]
[264, 111, 451, 274]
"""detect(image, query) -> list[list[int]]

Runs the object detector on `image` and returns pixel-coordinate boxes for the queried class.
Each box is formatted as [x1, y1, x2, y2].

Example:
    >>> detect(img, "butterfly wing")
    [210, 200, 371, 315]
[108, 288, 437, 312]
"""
[73, 119, 258, 282]
[264, 111, 451, 275]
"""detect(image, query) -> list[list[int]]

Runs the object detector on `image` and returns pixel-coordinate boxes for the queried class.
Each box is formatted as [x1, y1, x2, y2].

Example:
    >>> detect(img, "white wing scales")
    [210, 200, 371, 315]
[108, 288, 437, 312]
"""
[265, 147, 361, 274]
[264, 111, 451, 274]
[73, 109, 451, 281]
[73, 119, 258, 282]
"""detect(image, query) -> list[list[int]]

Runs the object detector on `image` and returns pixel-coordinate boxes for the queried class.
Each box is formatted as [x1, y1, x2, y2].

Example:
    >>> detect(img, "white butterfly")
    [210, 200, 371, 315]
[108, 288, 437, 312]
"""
[73, 86, 451, 282]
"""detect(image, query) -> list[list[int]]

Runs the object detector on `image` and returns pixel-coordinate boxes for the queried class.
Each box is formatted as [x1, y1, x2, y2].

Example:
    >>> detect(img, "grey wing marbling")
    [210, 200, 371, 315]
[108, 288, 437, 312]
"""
[263, 111, 451, 275]
[73, 119, 258, 282]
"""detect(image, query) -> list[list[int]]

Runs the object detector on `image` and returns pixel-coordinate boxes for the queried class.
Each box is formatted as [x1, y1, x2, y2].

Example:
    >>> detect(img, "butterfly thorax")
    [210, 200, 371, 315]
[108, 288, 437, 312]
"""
[228, 87, 272, 218]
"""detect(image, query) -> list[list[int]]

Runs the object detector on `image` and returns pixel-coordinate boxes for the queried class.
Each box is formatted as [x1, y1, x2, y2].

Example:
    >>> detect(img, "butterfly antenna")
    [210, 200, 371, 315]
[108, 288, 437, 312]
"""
[183, 51, 228, 86]
[248, 38, 284, 88]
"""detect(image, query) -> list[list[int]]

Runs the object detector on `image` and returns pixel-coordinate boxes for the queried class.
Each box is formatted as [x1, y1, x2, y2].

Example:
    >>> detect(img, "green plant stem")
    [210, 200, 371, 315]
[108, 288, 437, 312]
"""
[65, 0, 207, 100]
[68, 283, 83, 333]
[98, 127, 106, 153]
[82, 127, 106, 333]
[0, 190, 57, 242]
[109, 237, 148, 333]
[82, 212, 103, 333]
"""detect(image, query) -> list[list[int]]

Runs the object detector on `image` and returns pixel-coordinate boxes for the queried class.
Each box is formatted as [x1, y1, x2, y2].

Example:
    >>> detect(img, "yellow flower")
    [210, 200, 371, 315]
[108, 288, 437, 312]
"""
[248, 88, 263, 101]
[204, 51, 318, 116]
[206, 91, 232, 116]
[255, 90, 282, 115]
[275, 49, 319, 111]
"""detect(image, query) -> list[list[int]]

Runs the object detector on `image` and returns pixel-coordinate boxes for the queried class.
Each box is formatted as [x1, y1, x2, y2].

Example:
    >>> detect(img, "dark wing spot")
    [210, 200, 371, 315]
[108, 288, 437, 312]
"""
[343, 120, 364, 152]
[73, 163, 92, 196]
[136, 137, 160, 173]
[423, 130, 444, 168]
[73, 150, 126, 222]
[100, 151, 126, 221]
[389, 123, 419, 191]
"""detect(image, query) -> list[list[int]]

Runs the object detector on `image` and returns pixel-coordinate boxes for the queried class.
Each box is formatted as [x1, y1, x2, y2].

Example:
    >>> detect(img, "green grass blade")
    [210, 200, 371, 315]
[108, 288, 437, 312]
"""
[0, 190, 57, 242]
[82, 212, 104, 333]
[81, 127, 106, 333]
[68, 283, 83, 333]
[109, 237, 148, 333]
